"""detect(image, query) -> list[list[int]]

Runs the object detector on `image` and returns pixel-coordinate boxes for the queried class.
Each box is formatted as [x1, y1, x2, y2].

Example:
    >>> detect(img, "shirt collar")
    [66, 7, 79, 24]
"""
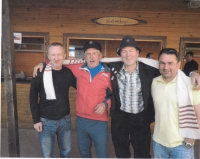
[156, 74, 177, 83]
[121, 62, 139, 73]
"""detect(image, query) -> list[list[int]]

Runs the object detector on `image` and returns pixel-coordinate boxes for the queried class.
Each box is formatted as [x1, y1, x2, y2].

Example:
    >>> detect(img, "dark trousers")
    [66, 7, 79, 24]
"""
[111, 110, 151, 158]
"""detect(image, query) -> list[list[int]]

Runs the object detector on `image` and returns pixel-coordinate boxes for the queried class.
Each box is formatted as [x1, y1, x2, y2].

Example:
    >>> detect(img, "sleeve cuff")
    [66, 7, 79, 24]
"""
[103, 101, 108, 109]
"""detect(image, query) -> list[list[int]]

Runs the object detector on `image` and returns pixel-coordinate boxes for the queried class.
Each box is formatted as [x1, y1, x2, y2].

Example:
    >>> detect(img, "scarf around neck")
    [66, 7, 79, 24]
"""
[43, 62, 56, 100]
[177, 70, 200, 139]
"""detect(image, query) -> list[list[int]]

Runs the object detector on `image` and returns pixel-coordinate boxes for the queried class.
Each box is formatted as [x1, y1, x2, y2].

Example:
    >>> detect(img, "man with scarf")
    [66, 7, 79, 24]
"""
[30, 42, 76, 157]
[151, 48, 200, 159]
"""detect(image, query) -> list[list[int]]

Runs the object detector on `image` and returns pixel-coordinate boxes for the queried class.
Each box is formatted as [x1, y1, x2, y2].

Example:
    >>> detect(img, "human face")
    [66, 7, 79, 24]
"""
[159, 53, 180, 83]
[121, 46, 139, 71]
[185, 54, 192, 62]
[85, 48, 102, 68]
[47, 46, 66, 70]
[150, 54, 154, 59]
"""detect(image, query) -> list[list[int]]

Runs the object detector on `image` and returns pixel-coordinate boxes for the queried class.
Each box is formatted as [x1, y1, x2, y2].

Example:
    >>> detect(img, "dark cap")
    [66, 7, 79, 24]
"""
[83, 41, 102, 53]
[120, 36, 141, 53]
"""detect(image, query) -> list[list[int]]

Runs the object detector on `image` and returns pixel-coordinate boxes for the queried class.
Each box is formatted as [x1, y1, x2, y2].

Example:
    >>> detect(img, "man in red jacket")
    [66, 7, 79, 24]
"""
[33, 41, 112, 158]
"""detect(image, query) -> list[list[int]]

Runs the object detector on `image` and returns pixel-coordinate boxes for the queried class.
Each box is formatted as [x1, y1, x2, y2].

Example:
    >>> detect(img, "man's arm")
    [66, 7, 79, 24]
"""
[33, 61, 48, 77]
[33, 58, 85, 77]
[69, 69, 77, 89]
[29, 71, 42, 125]
[194, 103, 200, 128]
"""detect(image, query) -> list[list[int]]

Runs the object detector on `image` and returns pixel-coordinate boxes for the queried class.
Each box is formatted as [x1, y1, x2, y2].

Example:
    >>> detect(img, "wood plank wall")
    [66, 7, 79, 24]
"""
[11, 0, 200, 75]
[15, 52, 44, 77]
[1, 0, 200, 129]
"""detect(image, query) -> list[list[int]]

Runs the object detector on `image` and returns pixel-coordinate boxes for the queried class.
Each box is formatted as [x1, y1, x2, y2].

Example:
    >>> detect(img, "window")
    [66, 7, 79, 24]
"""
[14, 32, 49, 77]
[14, 32, 49, 58]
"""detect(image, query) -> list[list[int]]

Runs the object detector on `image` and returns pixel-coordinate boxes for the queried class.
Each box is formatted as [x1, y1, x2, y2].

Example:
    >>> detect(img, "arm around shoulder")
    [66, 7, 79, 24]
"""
[193, 88, 200, 128]
[194, 104, 200, 128]
[190, 72, 200, 90]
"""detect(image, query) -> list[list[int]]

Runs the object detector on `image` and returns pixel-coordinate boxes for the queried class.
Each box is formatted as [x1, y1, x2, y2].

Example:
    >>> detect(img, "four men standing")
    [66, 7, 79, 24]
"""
[31, 37, 200, 158]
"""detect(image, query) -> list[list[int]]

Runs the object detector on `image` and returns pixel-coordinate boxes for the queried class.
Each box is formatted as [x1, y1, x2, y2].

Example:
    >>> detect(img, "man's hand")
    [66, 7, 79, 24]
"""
[190, 72, 200, 90]
[184, 138, 195, 145]
[68, 56, 80, 60]
[67, 57, 85, 65]
[94, 103, 106, 115]
[33, 63, 44, 77]
[34, 122, 43, 132]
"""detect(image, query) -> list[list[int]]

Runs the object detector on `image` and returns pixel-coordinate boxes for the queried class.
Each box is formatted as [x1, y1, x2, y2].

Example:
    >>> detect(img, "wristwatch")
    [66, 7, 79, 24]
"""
[182, 141, 194, 149]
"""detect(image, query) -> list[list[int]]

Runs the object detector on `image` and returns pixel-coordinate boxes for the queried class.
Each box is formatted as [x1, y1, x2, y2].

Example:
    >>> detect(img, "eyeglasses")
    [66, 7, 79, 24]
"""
[159, 48, 179, 56]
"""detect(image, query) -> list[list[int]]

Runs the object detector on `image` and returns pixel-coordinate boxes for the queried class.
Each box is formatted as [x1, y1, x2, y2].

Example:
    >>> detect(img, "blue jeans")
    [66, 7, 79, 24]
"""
[39, 115, 71, 158]
[76, 116, 108, 158]
[153, 140, 194, 159]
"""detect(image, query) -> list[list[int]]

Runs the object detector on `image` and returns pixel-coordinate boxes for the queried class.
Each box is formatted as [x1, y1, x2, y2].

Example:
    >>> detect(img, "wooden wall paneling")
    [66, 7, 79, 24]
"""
[13, 8, 200, 28]
[10, 0, 199, 13]
[15, 52, 44, 77]
[104, 40, 121, 57]
[137, 42, 161, 60]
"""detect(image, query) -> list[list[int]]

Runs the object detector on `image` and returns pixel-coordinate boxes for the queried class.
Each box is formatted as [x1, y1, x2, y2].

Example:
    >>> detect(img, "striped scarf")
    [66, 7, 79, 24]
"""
[43, 62, 56, 100]
[177, 70, 200, 139]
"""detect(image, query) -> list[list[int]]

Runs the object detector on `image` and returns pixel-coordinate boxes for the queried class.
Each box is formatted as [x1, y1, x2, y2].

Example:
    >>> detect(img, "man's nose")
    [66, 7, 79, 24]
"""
[55, 55, 59, 60]
[90, 54, 94, 58]
[164, 64, 169, 69]
[126, 52, 130, 56]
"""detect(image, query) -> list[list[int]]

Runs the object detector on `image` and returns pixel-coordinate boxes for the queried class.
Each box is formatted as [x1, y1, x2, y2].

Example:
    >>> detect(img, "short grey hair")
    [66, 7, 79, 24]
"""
[47, 42, 65, 54]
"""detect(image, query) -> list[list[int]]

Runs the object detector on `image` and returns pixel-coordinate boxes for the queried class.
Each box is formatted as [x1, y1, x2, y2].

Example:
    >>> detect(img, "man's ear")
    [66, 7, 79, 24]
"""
[178, 61, 181, 69]
[100, 52, 102, 58]
[47, 54, 50, 60]
[136, 50, 139, 58]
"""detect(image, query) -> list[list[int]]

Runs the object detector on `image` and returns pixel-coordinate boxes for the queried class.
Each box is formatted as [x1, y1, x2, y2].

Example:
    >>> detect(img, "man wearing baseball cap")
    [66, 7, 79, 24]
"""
[109, 36, 160, 158]
[67, 41, 112, 158]
[33, 40, 112, 158]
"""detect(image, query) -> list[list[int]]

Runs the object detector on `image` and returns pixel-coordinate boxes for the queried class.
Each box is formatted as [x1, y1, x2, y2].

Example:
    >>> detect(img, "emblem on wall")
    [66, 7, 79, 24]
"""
[91, 17, 147, 26]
